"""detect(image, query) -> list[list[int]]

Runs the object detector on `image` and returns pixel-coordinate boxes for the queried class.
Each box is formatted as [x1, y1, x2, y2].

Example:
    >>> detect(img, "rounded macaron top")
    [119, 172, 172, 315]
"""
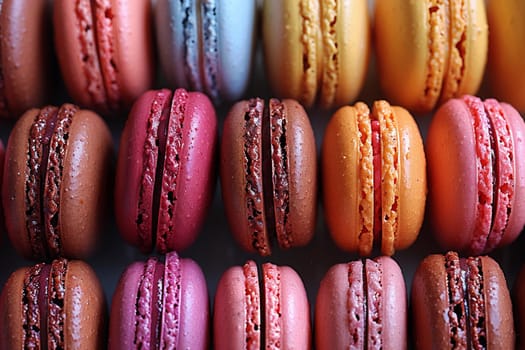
[220, 97, 317, 256]
[411, 251, 514, 349]
[0, 258, 107, 349]
[263, 0, 370, 109]
[375, 0, 488, 113]
[322, 100, 426, 256]
[214, 260, 311, 350]
[427, 95, 525, 255]
[2, 103, 113, 261]
[487, 0, 525, 112]
[115, 88, 218, 254]
[0, 0, 54, 118]
[315, 256, 407, 349]
[109, 251, 209, 350]
[53, 0, 155, 115]
[154, 0, 257, 104]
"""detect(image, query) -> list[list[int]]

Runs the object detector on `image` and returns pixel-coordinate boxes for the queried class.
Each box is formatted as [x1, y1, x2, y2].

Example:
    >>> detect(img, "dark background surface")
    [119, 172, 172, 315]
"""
[0, 0, 524, 345]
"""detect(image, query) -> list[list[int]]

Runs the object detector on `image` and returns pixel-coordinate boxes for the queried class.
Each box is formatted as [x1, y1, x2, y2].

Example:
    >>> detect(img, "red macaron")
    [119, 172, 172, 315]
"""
[2, 104, 113, 261]
[0, 258, 107, 349]
[115, 88, 218, 254]
[427, 95, 525, 255]
[220, 98, 317, 255]
[214, 260, 311, 349]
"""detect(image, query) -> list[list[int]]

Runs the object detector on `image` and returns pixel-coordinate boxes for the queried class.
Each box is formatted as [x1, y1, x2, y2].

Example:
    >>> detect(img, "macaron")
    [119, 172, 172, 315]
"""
[154, 0, 256, 104]
[220, 98, 317, 256]
[0, 0, 54, 118]
[487, 0, 525, 112]
[214, 260, 311, 349]
[514, 264, 525, 350]
[375, 0, 488, 113]
[322, 100, 426, 256]
[115, 88, 217, 254]
[427, 95, 525, 255]
[411, 251, 514, 349]
[0, 258, 107, 349]
[2, 103, 113, 261]
[109, 251, 209, 349]
[315, 256, 407, 349]
[263, 0, 370, 109]
[53, 0, 155, 114]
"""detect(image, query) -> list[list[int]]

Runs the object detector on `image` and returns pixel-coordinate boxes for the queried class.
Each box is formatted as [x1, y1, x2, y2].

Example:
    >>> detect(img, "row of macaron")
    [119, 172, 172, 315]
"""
[1, 0, 524, 119]
[0, 250, 523, 349]
[0, 88, 523, 263]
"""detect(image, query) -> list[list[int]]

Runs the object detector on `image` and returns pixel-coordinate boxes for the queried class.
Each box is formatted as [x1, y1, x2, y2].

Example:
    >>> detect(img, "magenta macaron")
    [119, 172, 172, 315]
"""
[315, 257, 407, 349]
[427, 95, 525, 255]
[109, 251, 209, 349]
[115, 88, 217, 254]
[214, 260, 311, 349]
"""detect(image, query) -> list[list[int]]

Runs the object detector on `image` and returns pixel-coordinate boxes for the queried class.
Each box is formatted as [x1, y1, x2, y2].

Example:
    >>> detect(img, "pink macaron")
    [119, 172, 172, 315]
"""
[115, 88, 218, 254]
[109, 251, 209, 349]
[214, 260, 311, 349]
[53, 0, 155, 114]
[427, 95, 525, 255]
[315, 256, 407, 349]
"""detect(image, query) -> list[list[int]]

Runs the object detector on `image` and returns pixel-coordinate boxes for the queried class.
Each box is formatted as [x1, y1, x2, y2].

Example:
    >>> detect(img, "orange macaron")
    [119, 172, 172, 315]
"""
[322, 100, 426, 256]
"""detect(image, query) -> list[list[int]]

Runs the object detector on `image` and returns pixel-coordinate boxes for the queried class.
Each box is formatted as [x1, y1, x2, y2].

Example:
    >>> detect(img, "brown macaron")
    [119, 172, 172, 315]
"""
[2, 104, 113, 261]
[0, 259, 106, 349]
[411, 251, 514, 349]
[220, 98, 317, 256]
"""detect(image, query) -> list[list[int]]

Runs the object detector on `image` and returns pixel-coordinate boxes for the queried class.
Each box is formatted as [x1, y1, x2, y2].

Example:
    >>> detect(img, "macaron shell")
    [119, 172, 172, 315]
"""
[108, 261, 144, 349]
[64, 260, 107, 349]
[375, 0, 444, 112]
[177, 257, 210, 349]
[427, 98, 477, 251]
[487, 0, 525, 112]
[324, 0, 369, 108]
[499, 103, 525, 246]
[0, 265, 26, 349]
[115, 89, 167, 250]
[263, 0, 321, 108]
[279, 99, 317, 248]
[1, 0, 52, 118]
[481, 255, 515, 348]
[2, 109, 42, 259]
[514, 265, 525, 350]
[273, 265, 311, 349]
[220, 100, 270, 254]
[214, 263, 260, 350]
[322, 105, 367, 253]
[411, 254, 451, 349]
[215, 0, 256, 101]
[394, 106, 426, 250]
[161, 90, 217, 252]
[59, 109, 112, 258]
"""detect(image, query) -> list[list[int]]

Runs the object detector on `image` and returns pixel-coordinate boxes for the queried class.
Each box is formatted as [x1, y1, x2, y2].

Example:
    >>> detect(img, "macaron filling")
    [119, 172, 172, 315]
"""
[74, 0, 108, 111]
[156, 89, 187, 252]
[136, 90, 171, 252]
[25, 105, 75, 259]
[22, 259, 67, 349]
[445, 251, 487, 349]
[462, 96, 514, 254]
[243, 260, 261, 348]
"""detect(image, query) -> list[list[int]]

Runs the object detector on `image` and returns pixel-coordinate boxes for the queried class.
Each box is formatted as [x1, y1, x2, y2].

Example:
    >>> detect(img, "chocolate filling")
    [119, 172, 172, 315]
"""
[136, 91, 171, 252]
[269, 99, 291, 249]
[445, 251, 468, 348]
[156, 90, 187, 252]
[22, 263, 45, 348]
[26, 106, 58, 259]
[47, 258, 68, 350]
[243, 98, 268, 255]
[44, 105, 76, 257]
